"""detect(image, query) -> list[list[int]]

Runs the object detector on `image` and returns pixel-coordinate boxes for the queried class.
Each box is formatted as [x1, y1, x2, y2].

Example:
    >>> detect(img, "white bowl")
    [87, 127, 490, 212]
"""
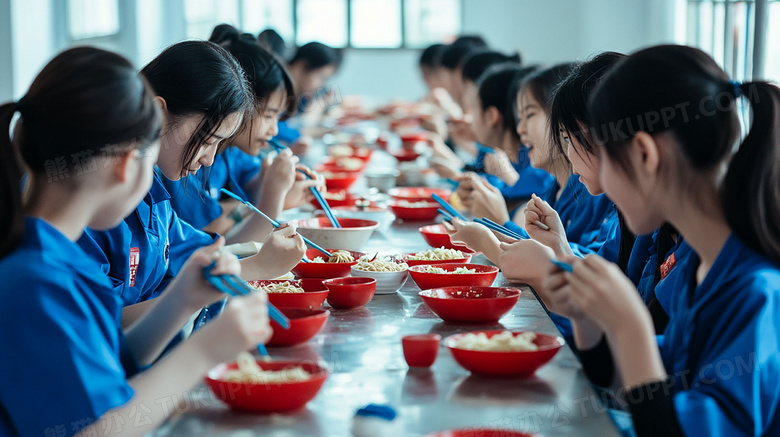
[350, 266, 409, 294]
[290, 217, 379, 251]
[331, 206, 395, 232]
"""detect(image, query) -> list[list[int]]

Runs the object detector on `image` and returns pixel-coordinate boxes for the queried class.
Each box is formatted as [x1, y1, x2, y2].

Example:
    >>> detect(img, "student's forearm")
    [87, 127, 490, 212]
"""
[607, 315, 666, 389]
[480, 238, 502, 265]
[75, 337, 218, 437]
[571, 317, 605, 351]
[124, 288, 200, 365]
[226, 185, 282, 244]
[121, 299, 161, 329]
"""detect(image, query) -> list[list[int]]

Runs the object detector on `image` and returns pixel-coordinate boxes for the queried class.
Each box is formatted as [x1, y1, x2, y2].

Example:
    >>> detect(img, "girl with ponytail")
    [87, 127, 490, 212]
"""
[0, 47, 273, 437]
[542, 45, 780, 436]
[163, 24, 325, 240]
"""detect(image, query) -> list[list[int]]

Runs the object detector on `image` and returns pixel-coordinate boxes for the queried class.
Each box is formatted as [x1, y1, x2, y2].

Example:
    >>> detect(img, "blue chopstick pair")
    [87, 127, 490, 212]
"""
[296, 169, 340, 228]
[431, 193, 466, 220]
[473, 217, 528, 241]
[219, 188, 332, 260]
[550, 259, 573, 272]
[202, 260, 290, 359]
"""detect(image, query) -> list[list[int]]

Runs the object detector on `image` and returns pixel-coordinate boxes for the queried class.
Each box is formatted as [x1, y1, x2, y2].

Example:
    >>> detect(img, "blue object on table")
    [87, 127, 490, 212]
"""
[551, 259, 574, 272]
[219, 188, 331, 259]
[299, 169, 340, 228]
[355, 404, 398, 421]
[431, 193, 466, 220]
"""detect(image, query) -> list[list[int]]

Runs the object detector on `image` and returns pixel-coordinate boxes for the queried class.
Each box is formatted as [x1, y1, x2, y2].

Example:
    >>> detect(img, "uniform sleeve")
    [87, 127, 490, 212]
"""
[0, 273, 133, 436]
[163, 174, 222, 231]
[274, 120, 301, 144]
[664, 275, 780, 437]
[232, 150, 262, 190]
[78, 228, 132, 305]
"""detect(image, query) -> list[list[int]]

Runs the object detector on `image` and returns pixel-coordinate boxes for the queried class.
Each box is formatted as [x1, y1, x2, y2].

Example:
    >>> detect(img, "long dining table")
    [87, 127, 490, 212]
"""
[151, 139, 626, 437]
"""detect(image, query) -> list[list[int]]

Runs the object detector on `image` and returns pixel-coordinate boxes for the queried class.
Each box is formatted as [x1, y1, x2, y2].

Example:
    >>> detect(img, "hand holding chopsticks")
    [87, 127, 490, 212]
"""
[202, 260, 290, 359]
[219, 188, 332, 259]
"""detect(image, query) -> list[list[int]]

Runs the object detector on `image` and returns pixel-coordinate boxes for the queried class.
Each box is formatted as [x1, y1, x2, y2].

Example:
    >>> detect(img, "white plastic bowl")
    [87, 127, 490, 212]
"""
[350, 266, 409, 294]
[290, 217, 379, 251]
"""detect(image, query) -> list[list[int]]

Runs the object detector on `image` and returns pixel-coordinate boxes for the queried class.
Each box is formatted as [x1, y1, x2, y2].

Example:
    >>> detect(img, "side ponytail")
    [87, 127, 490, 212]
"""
[722, 82, 780, 263]
[0, 103, 23, 258]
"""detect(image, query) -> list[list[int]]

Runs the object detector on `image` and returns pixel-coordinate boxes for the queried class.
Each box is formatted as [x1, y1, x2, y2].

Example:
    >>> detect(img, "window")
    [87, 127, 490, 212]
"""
[685, 0, 780, 83]
[183, 0, 461, 49]
[67, 0, 120, 40]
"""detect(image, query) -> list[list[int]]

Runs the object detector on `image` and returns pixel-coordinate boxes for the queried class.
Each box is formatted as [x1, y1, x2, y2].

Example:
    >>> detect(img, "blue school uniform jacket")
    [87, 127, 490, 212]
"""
[0, 218, 137, 437]
[656, 235, 780, 436]
[162, 147, 262, 230]
[78, 173, 215, 306]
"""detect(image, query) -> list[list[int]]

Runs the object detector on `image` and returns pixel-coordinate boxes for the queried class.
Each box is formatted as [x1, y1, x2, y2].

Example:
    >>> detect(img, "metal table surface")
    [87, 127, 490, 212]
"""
[153, 219, 622, 437]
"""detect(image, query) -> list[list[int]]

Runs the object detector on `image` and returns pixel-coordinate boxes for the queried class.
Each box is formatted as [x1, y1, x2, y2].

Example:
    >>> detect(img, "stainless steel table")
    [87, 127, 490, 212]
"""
[153, 220, 622, 437]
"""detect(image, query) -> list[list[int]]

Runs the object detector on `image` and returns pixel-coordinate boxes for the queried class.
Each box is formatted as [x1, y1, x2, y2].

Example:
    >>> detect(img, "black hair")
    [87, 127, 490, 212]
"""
[209, 24, 296, 120]
[589, 44, 780, 264]
[0, 47, 161, 257]
[419, 43, 446, 68]
[549, 52, 626, 158]
[439, 38, 487, 71]
[290, 42, 343, 72]
[521, 63, 577, 114]
[140, 40, 253, 175]
[258, 28, 286, 58]
[461, 49, 522, 84]
[475, 64, 538, 136]
[453, 34, 488, 47]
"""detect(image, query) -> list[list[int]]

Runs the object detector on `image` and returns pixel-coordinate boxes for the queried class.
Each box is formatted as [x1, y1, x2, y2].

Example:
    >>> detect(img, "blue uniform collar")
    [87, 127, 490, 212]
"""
[136, 172, 172, 230]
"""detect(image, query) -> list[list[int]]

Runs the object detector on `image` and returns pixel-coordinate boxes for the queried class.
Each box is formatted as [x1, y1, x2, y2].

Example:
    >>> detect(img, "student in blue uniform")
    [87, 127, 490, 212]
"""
[277, 42, 343, 155]
[541, 45, 780, 436]
[163, 25, 324, 239]
[450, 64, 616, 260]
[454, 64, 556, 214]
[78, 41, 306, 325]
[0, 47, 275, 437]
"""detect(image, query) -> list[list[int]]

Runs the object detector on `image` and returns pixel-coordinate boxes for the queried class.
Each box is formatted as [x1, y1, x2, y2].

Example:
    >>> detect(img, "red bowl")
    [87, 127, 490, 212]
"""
[444, 331, 564, 376]
[291, 249, 364, 279]
[268, 308, 330, 346]
[309, 190, 355, 209]
[247, 279, 329, 310]
[402, 333, 441, 367]
[322, 277, 377, 309]
[418, 224, 473, 251]
[315, 163, 364, 174]
[419, 286, 521, 323]
[390, 149, 422, 162]
[205, 360, 328, 412]
[425, 430, 540, 437]
[408, 263, 499, 290]
[389, 200, 440, 221]
[398, 250, 474, 267]
[388, 187, 451, 203]
[322, 172, 359, 190]
[399, 132, 429, 148]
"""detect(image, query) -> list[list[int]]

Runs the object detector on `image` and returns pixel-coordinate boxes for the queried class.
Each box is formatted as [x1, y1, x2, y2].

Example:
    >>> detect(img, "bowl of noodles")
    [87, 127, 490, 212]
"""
[290, 217, 379, 251]
[444, 330, 564, 376]
[398, 247, 474, 267]
[247, 279, 329, 310]
[350, 255, 409, 294]
[205, 351, 328, 412]
[408, 263, 499, 290]
[291, 249, 364, 279]
[418, 286, 521, 324]
[388, 187, 451, 203]
[389, 200, 440, 221]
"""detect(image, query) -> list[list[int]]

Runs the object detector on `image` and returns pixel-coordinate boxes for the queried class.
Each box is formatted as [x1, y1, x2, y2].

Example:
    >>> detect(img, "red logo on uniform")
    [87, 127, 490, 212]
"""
[660, 253, 676, 280]
[129, 248, 140, 287]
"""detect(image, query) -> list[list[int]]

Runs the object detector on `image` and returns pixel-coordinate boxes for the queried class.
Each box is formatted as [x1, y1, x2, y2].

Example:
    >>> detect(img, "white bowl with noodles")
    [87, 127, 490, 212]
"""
[290, 217, 379, 251]
[350, 258, 409, 294]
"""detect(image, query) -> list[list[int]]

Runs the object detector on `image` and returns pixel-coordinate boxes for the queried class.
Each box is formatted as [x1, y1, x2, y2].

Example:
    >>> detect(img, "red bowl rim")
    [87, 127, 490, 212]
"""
[387, 187, 451, 199]
[322, 276, 377, 286]
[418, 286, 521, 302]
[443, 330, 565, 353]
[276, 308, 331, 321]
[247, 279, 329, 294]
[205, 360, 329, 387]
[408, 263, 499, 274]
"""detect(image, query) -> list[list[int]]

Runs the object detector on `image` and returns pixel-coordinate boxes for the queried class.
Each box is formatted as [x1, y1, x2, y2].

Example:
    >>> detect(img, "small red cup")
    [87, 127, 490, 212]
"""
[402, 334, 441, 368]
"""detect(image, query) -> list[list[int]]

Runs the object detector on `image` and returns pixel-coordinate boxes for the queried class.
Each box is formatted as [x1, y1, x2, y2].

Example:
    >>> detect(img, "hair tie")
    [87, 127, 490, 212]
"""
[729, 80, 742, 98]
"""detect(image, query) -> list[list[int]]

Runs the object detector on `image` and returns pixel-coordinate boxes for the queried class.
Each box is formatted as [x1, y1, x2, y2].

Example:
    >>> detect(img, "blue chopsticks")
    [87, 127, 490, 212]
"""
[473, 217, 528, 241]
[219, 188, 332, 259]
[297, 169, 340, 228]
[550, 259, 573, 272]
[202, 261, 291, 359]
[431, 193, 466, 220]
[268, 139, 287, 153]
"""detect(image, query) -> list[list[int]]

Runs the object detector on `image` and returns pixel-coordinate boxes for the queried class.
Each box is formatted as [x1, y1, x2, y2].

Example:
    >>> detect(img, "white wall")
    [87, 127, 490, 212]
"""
[0, 0, 682, 103]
